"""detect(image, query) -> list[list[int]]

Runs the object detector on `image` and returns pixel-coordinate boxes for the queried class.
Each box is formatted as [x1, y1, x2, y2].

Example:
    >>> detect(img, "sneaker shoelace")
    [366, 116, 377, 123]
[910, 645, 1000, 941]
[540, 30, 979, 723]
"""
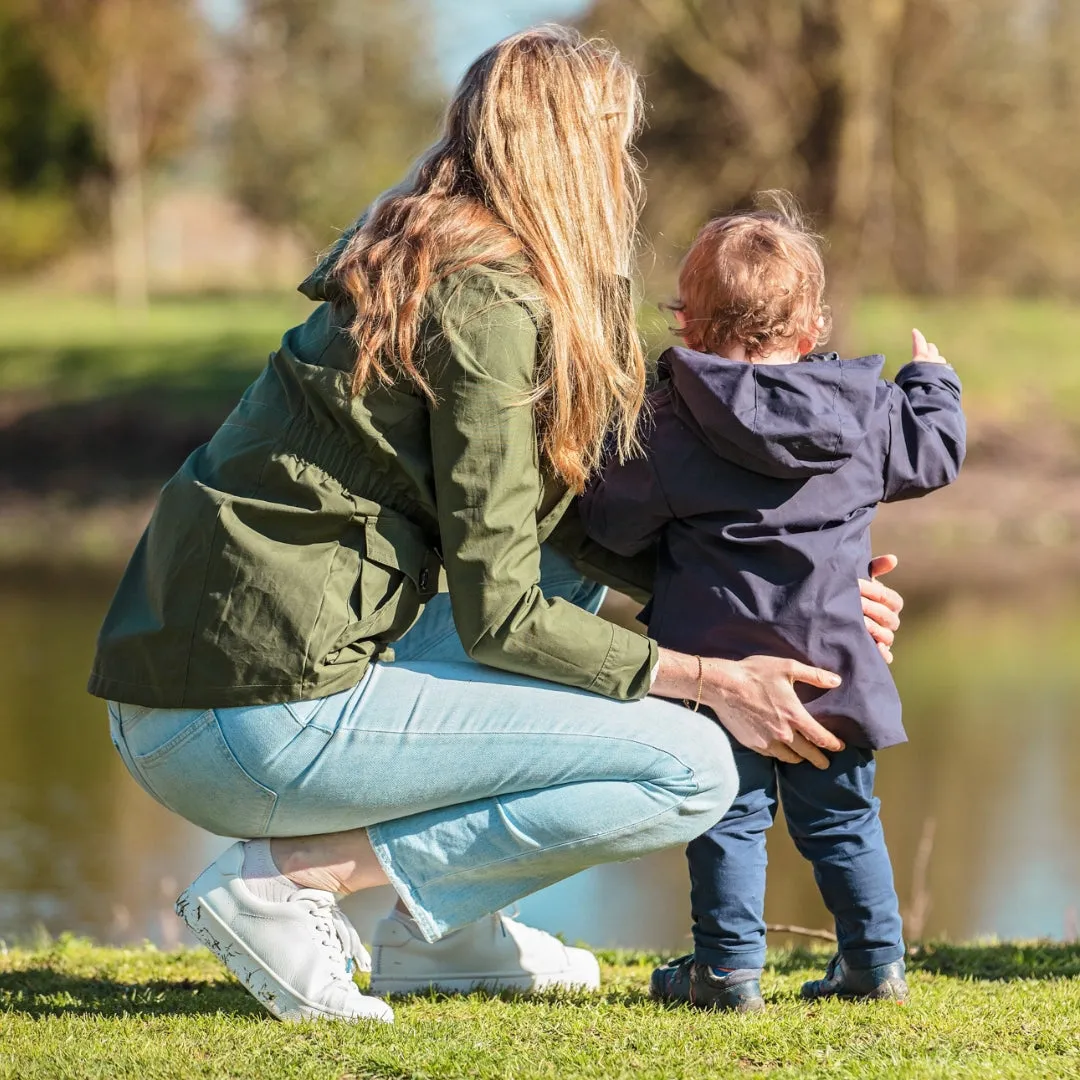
[330, 905, 372, 972]
[290, 890, 359, 984]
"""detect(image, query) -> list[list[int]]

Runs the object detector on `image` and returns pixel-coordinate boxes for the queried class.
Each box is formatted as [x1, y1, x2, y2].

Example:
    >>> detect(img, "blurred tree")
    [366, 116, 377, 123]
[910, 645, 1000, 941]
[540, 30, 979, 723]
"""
[23, 0, 205, 307]
[581, 0, 1080, 332]
[0, 1, 105, 272]
[226, 0, 442, 251]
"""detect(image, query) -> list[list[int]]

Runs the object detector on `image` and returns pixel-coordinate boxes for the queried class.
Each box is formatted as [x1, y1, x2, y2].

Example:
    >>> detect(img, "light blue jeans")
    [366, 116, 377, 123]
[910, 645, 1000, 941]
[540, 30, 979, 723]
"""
[108, 548, 738, 941]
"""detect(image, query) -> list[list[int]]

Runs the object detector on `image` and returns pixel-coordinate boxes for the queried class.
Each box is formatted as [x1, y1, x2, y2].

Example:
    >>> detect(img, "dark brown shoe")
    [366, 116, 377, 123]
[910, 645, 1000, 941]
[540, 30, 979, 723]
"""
[650, 955, 765, 1012]
[801, 954, 908, 1002]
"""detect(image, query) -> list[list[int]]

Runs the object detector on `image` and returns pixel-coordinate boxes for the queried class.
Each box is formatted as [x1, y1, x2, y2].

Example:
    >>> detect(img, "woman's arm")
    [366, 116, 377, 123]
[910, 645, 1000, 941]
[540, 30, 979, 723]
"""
[423, 270, 657, 700]
[648, 567, 903, 766]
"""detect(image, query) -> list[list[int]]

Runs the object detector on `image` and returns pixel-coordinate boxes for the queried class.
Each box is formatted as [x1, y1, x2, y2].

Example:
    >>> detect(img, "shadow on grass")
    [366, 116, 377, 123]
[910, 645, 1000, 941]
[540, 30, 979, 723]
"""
[907, 941, 1080, 981]
[0, 968, 267, 1020]
[763, 941, 1080, 981]
[0, 381, 258, 510]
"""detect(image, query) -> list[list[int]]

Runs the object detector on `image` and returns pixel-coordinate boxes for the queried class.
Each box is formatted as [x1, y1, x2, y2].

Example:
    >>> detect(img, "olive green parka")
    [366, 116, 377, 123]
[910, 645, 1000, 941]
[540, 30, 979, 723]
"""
[88, 248, 658, 708]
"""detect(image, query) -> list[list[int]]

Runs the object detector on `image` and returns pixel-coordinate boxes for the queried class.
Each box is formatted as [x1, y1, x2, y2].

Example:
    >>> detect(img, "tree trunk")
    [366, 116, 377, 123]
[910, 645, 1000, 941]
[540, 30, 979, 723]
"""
[106, 56, 148, 310]
[827, 0, 903, 352]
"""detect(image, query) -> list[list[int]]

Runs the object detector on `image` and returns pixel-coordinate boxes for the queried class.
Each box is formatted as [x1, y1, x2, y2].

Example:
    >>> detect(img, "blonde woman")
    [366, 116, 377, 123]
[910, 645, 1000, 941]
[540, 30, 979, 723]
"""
[89, 27, 902, 1024]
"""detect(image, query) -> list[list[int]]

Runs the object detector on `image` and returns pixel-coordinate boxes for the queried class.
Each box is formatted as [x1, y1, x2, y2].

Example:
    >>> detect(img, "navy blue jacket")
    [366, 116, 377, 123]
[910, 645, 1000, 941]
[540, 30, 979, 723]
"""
[580, 347, 965, 750]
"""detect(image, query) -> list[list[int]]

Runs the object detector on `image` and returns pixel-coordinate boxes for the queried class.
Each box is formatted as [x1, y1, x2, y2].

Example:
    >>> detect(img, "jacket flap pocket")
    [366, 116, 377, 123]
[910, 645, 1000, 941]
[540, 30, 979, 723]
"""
[363, 514, 432, 585]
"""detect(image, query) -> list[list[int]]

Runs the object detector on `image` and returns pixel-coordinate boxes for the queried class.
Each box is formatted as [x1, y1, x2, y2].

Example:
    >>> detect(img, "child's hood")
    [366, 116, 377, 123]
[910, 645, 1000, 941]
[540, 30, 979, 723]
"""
[660, 346, 887, 479]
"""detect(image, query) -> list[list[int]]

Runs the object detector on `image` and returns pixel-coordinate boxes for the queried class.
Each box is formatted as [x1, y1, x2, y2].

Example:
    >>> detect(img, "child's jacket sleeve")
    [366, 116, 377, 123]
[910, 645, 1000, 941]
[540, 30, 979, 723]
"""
[883, 361, 966, 502]
[578, 424, 675, 557]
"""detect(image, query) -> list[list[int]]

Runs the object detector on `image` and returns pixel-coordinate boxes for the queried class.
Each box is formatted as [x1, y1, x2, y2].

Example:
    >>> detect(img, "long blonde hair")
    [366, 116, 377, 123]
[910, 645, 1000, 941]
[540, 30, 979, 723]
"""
[331, 25, 646, 490]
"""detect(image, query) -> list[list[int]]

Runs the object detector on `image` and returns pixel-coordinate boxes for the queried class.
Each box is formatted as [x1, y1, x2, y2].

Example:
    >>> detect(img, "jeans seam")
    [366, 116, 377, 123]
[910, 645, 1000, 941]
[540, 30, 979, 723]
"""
[211, 710, 280, 813]
[317, 724, 703, 772]
[398, 771, 699, 893]
[109, 707, 171, 808]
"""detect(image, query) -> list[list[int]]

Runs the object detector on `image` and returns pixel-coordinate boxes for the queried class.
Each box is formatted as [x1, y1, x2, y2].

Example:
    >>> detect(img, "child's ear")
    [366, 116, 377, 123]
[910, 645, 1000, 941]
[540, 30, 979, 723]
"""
[798, 316, 825, 356]
[673, 310, 687, 330]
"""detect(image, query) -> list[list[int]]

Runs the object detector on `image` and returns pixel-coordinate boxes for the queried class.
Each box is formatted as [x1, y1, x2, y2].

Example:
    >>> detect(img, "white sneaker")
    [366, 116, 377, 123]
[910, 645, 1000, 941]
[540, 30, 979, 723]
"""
[370, 911, 601, 995]
[175, 842, 392, 1023]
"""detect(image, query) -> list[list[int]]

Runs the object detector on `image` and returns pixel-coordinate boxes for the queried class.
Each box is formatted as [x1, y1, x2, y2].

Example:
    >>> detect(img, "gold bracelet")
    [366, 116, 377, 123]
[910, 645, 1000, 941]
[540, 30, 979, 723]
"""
[692, 654, 703, 712]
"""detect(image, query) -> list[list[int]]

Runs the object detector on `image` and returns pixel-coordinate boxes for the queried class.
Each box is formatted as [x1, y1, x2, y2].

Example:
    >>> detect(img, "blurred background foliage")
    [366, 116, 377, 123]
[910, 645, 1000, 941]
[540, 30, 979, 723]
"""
[1, 0, 1078, 312]
[585, 0, 1080, 312]
[226, 0, 441, 243]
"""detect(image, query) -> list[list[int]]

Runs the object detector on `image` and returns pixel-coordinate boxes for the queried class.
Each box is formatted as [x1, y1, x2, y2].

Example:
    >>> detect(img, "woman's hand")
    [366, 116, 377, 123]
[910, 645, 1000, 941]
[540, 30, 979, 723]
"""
[860, 554, 904, 664]
[651, 649, 845, 769]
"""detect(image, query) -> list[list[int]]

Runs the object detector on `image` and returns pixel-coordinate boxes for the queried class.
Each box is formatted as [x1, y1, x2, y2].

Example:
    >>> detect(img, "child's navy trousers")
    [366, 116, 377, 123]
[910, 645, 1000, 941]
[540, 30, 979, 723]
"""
[687, 734, 905, 972]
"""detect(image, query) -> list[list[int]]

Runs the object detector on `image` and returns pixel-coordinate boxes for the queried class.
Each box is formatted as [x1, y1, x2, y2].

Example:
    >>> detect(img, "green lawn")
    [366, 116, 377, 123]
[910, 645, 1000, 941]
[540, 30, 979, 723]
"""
[851, 296, 1080, 424]
[2, 938, 1078, 1079]
[0, 292, 310, 417]
[2, 290, 1079, 425]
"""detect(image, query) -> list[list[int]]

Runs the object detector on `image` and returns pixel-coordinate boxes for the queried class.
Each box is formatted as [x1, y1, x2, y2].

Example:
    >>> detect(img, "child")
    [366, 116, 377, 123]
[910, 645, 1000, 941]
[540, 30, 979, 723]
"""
[579, 197, 965, 1011]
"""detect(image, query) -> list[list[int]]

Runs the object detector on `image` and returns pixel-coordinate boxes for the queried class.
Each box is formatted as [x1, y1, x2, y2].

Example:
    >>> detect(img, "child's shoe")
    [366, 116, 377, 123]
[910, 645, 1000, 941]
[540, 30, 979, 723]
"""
[800, 954, 908, 1002]
[650, 955, 765, 1012]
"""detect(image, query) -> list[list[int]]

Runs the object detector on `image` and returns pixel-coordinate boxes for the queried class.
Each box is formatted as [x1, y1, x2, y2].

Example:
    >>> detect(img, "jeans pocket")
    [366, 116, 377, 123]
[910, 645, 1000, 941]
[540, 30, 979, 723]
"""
[108, 702, 166, 806]
[130, 709, 278, 838]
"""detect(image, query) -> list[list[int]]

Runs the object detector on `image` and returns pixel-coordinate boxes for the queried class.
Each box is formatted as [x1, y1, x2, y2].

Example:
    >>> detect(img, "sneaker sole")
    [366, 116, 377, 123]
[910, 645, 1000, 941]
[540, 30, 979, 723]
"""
[176, 887, 393, 1024]
[371, 954, 601, 996]
[801, 985, 908, 1003]
[371, 970, 599, 995]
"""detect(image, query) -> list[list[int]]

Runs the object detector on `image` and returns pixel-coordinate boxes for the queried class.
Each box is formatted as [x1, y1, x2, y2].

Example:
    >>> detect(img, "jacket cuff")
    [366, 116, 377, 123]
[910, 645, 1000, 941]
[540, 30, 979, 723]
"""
[894, 361, 962, 392]
[589, 624, 659, 701]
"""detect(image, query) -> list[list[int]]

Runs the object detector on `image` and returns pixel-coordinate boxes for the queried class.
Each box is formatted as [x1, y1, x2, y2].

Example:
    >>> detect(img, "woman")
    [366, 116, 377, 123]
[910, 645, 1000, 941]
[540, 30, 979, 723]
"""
[89, 27, 902, 1024]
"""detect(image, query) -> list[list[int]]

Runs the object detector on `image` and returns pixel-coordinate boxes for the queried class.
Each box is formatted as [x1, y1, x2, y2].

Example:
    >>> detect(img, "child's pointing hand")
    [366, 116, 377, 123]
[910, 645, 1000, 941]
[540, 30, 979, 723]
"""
[912, 327, 948, 365]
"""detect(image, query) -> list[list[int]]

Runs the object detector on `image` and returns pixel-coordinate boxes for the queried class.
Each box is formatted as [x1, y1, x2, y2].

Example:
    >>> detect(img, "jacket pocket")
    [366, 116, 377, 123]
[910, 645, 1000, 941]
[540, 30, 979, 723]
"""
[321, 514, 436, 663]
[129, 709, 278, 837]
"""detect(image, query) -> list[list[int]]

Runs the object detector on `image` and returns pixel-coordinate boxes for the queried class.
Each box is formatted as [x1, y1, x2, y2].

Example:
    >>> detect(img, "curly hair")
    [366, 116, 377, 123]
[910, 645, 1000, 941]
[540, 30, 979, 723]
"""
[673, 192, 831, 360]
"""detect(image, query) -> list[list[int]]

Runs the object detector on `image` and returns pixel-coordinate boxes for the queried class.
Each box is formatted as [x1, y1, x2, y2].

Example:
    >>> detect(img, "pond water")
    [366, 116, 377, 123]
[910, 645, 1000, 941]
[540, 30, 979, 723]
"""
[2, 570, 1078, 953]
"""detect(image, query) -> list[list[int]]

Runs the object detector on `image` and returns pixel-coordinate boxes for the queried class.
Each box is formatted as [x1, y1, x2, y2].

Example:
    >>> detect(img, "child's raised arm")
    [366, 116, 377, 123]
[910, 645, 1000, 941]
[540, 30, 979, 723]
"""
[882, 329, 966, 502]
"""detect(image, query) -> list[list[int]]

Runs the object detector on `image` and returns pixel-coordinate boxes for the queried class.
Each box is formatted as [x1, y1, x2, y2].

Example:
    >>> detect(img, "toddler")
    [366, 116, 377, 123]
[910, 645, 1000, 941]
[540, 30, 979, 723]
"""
[580, 197, 965, 1010]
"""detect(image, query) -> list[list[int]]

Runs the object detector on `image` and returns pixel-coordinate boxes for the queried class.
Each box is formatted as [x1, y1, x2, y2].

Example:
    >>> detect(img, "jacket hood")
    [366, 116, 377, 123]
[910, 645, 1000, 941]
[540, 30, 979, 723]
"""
[297, 219, 364, 303]
[661, 346, 886, 479]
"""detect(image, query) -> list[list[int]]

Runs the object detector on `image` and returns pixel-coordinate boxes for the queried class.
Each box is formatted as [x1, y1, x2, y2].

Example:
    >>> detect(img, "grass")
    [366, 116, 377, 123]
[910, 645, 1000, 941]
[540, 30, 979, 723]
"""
[851, 295, 1080, 424]
[0, 291, 310, 416]
[2, 290, 1080, 424]
[1, 938, 1079, 1079]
